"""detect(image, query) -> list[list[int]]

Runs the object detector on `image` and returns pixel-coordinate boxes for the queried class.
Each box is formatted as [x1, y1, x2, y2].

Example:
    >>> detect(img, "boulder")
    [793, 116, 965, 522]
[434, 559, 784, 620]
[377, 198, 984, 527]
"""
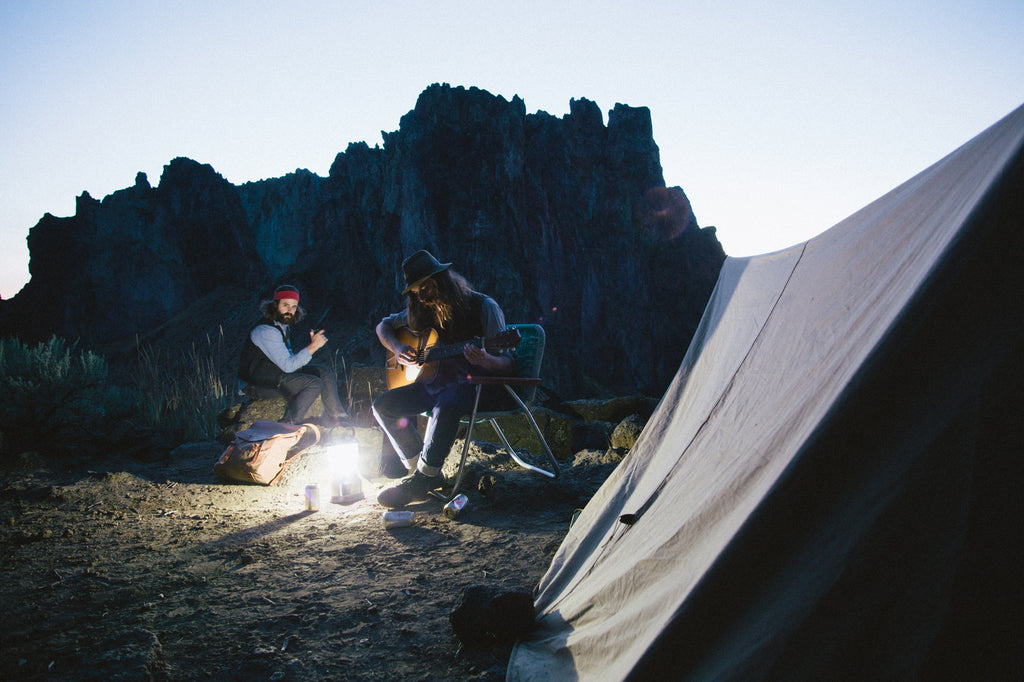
[215, 396, 323, 444]
[466, 405, 579, 459]
[610, 413, 647, 451]
[565, 395, 658, 423]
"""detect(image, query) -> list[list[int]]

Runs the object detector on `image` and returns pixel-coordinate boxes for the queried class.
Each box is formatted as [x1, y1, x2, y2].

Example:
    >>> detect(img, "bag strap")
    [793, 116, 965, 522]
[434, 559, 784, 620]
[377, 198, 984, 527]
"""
[267, 422, 323, 486]
[296, 423, 321, 450]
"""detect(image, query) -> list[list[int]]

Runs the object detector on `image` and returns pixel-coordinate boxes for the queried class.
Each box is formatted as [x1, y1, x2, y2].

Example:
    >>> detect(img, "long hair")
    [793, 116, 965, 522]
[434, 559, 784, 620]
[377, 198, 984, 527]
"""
[407, 269, 472, 332]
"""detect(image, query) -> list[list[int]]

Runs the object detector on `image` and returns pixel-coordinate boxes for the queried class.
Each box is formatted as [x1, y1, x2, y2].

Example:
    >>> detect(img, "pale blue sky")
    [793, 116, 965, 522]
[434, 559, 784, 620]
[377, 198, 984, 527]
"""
[2, 1, 1022, 298]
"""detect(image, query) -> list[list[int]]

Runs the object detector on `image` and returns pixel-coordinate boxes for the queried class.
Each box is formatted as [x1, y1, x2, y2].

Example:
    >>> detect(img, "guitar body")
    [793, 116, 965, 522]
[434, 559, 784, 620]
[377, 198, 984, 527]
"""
[385, 327, 440, 389]
[384, 326, 521, 390]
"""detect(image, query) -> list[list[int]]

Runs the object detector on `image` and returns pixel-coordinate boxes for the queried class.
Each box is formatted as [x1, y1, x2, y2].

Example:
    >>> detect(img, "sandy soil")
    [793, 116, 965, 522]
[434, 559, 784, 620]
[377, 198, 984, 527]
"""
[0, 430, 617, 681]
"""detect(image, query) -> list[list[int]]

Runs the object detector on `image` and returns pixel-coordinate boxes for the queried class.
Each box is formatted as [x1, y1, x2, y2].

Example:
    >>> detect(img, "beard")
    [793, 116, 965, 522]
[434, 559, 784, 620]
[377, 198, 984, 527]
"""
[274, 310, 297, 325]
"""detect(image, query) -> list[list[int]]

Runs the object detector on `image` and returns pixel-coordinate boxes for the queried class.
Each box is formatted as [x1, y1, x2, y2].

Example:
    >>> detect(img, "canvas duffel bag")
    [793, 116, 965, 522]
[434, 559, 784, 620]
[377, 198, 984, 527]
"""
[213, 420, 320, 485]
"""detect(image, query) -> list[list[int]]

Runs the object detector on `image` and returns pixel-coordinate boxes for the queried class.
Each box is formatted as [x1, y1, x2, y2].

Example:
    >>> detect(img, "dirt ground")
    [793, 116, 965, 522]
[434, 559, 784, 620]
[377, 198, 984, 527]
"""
[0, 429, 618, 681]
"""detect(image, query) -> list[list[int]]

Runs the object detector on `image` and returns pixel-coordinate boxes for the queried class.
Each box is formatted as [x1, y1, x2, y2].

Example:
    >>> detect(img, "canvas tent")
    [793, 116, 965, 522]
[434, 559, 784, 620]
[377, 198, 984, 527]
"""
[508, 103, 1024, 681]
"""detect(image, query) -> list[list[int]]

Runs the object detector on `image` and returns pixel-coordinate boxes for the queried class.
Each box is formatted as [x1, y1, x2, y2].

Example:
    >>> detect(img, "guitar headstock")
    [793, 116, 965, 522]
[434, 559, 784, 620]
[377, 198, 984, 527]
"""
[483, 328, 521, 351]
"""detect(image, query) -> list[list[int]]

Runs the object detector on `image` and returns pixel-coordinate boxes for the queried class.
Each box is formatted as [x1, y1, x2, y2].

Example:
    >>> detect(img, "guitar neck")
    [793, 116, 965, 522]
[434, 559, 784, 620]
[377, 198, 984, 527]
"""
[386, 327, 520, 390]
[420, 337, 487, 364]
[417, 328, 521, 364]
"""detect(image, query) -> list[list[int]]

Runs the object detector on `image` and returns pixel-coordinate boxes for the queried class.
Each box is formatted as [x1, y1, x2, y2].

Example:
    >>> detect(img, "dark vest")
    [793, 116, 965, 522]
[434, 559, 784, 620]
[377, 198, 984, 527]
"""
[434, 292, 487, 344]
[238, 322, 288, 388]
[429, 292, 495, 383]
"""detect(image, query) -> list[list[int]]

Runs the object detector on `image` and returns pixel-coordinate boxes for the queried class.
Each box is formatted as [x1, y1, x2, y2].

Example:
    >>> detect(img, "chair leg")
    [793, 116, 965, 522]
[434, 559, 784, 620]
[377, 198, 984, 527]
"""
[445, 384, 484, 501]
[496, 386, 561, 479]
[446, 385, 562, 502]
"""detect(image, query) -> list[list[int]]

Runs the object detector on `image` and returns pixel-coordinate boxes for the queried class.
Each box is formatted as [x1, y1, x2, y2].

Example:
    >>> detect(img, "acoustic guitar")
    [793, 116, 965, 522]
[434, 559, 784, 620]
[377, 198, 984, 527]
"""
[385, 326, 521, 389]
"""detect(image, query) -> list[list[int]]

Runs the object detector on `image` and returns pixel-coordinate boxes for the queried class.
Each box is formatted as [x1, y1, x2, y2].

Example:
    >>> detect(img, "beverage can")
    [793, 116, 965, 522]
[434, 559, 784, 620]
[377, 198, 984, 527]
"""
[442, 494, 469, 519]
[383, 510, 415, 528]
[304, 484, 319, 511]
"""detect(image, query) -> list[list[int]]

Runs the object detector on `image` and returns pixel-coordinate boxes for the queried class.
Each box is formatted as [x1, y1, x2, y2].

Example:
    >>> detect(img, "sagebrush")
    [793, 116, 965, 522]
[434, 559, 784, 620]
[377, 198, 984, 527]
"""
[0, 334, 232, 457]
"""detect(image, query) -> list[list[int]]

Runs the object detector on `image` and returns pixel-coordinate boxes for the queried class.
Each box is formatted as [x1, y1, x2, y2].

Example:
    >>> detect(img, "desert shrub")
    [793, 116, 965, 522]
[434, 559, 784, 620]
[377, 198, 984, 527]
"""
[0, 336, 126, 456]
[1, 328, 351, 455]
[0, 331, 234, 460]
[131, 330, 234, 441]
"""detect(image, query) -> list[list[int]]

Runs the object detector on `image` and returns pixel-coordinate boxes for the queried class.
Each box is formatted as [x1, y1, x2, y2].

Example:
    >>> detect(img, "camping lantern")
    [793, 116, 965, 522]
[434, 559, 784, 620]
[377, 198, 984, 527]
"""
[328, 435, 364, 505]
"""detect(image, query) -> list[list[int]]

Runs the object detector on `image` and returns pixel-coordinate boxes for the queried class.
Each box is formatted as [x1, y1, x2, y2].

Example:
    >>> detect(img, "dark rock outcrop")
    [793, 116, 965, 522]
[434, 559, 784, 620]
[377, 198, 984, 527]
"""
[0, 83, 725, 398]
[7, 160, 264, 346]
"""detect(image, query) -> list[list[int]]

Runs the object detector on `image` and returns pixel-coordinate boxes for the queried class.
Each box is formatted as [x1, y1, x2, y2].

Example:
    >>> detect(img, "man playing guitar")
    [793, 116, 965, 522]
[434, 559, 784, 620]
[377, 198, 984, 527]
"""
[373, 250, 519, 508]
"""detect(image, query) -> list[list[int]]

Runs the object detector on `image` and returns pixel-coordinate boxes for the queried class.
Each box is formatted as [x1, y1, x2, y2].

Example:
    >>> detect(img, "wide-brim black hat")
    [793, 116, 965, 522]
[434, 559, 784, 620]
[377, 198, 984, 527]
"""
[401, 250, 452, 294]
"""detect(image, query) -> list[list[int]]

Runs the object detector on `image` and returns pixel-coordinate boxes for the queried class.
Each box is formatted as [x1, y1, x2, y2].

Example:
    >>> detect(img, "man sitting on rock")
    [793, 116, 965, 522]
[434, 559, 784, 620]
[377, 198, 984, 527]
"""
[237, 284, 349, 427]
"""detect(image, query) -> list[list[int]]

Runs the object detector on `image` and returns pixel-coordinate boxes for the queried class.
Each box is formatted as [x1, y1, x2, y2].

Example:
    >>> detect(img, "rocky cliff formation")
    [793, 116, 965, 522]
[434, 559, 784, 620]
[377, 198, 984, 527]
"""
[1, 83, 725, 398]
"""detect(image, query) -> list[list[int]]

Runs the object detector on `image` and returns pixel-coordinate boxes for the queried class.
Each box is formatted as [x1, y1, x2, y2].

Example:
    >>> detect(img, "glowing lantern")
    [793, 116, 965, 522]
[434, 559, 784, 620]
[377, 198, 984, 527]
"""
[328, 436, 364, 505]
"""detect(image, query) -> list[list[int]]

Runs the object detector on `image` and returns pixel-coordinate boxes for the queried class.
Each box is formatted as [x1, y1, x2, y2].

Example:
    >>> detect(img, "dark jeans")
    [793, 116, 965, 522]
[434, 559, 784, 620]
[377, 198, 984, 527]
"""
[248, 364, 347, 424]
[373, 381, 516, 476]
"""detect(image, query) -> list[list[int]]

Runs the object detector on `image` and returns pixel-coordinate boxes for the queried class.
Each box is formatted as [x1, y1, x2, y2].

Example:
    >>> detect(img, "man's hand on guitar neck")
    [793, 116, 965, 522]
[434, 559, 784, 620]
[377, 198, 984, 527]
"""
[464, 342, 513, 373]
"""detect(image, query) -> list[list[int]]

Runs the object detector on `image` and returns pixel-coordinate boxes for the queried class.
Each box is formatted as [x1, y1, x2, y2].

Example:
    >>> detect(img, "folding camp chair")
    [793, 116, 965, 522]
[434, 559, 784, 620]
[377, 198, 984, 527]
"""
[446, 323, 561, 500]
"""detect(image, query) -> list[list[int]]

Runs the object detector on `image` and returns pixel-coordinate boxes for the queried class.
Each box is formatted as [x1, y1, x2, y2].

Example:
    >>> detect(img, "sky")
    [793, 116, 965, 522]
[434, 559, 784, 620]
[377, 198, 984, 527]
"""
[2, 1, 1022, 299]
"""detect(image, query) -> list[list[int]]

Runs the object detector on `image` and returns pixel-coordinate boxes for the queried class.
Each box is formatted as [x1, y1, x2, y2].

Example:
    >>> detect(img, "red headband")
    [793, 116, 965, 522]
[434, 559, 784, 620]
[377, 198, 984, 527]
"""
[274, 289, 300, 302]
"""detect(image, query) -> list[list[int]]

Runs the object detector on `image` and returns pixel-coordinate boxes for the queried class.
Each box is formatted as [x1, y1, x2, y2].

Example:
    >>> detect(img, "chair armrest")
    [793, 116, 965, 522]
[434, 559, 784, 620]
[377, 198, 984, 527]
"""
[467, 376, 541, 386]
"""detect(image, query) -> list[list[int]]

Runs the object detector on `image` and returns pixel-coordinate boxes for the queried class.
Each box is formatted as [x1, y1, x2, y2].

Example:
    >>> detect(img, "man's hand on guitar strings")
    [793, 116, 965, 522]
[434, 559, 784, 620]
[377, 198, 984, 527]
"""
[395, 344, 419, 366]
